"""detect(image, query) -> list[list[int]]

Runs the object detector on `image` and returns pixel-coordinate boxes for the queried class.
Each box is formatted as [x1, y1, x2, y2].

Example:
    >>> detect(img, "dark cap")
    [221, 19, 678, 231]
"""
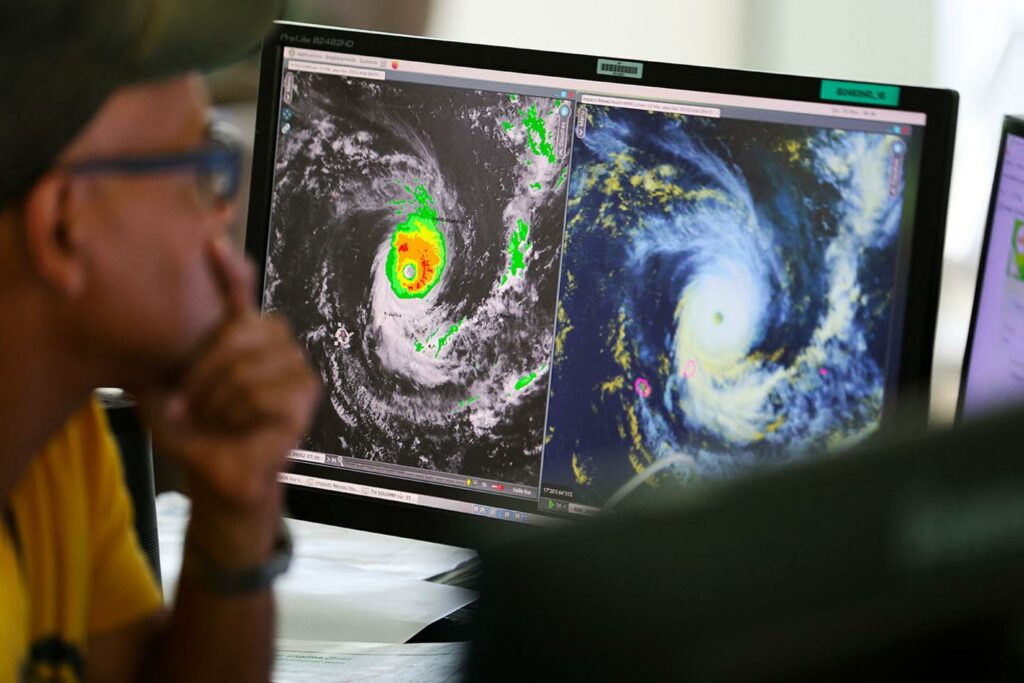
[0, 0, 281, 208]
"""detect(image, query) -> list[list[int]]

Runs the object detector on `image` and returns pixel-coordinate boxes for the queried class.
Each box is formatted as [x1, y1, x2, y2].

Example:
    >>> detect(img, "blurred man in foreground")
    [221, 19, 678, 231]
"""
[0, 1, 320, 680]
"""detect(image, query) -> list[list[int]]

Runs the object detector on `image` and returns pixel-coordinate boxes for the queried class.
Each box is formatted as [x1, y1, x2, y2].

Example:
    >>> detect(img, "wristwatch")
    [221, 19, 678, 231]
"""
[186, 518, 293, 595]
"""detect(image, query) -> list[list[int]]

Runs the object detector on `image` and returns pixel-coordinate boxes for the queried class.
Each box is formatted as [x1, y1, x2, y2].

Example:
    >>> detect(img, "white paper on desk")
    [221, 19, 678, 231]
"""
[273, 640, 468, 683]
[157, 493, 477, 643]
[274, 564, 476, 643]
[156, 492, 476, 582]
[285, 516, 476, 582]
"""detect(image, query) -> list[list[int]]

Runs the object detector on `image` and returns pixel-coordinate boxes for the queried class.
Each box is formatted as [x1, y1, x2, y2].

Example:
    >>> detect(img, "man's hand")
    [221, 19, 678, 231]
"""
[139, 239, 320, 565]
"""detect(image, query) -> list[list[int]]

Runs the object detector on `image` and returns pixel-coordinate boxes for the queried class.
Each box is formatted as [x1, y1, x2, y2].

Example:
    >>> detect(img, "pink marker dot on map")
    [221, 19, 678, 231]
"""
[680, 360, 697, 379]
[820, 368, 828, 377]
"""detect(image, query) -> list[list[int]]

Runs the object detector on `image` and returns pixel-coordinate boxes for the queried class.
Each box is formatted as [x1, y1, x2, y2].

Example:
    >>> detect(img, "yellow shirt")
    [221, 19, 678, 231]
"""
[1, 398, 163, 682]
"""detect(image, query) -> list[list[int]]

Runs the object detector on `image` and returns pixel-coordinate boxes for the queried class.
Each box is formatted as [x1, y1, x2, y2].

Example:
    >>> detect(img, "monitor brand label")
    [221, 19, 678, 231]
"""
[280, 33, 355, 49]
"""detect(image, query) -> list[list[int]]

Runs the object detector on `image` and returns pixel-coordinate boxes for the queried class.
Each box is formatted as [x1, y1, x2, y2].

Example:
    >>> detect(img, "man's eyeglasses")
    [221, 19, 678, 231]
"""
[63, 124, 244, 205]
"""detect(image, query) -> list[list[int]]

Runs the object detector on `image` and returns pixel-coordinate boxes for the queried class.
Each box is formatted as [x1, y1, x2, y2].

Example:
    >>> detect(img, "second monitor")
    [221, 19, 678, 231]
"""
[959, 115, 1024, 421]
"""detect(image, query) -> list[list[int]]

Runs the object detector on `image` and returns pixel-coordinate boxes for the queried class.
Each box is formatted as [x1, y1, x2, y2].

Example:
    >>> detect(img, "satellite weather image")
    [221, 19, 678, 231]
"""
[264, 72, 572, 485]
[542, 106, 910, 506]
[264, 66, 915, 508]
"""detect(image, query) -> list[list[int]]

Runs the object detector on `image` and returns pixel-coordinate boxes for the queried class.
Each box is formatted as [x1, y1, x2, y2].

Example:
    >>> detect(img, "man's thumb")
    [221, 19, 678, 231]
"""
[208, 237, 256, 318]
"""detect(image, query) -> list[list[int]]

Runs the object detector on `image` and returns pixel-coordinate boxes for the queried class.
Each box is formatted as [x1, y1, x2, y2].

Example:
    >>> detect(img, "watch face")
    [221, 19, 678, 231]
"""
[1013, 218, 1024, 282]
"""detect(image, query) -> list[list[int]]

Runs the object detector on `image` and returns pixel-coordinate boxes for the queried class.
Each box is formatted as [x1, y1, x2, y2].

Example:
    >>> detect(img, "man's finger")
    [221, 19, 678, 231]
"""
[136, 385, 187, 428]
[218, 368, 319, 435]
[189, 342, 310, 428]
[208, 236, 256, 319]
[182, 316, 295, 404]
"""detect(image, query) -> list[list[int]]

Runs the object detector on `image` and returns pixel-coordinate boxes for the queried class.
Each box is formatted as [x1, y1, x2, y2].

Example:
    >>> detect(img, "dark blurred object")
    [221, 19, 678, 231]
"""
[205, 0, 433, 104]
[470, 405, 1024, 682]
[408, 558, 484, 642]
[97, 389, 162, 590]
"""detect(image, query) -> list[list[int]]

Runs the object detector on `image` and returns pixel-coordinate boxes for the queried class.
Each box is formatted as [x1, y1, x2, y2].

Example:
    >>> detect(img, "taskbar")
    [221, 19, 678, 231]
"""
[289, 449, 538, 501]
[538, 497, 600, 517]
[280, 472, 561, 526]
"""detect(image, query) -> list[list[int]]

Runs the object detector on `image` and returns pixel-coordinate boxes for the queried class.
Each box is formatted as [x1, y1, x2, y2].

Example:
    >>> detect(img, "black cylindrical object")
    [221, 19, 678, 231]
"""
[98, 390, 162, 590]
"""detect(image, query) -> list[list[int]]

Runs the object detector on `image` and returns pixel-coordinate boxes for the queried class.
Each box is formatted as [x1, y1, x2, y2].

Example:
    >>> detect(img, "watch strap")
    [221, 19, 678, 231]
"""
[187, 517, 293, 595]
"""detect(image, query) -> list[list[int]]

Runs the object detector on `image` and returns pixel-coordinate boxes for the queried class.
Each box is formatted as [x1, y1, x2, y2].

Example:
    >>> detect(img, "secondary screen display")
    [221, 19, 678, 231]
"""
[263, 47, 927, 520]
[961, 131, 1024, 419]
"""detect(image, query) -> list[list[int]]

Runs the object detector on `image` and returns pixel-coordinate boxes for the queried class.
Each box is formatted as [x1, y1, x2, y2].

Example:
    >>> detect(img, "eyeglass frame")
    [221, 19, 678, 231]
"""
[61, 123, 245, 205]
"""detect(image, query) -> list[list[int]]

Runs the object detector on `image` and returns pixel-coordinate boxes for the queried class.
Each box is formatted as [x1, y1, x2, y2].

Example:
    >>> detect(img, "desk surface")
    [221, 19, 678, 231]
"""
[156, 492, 478, 644]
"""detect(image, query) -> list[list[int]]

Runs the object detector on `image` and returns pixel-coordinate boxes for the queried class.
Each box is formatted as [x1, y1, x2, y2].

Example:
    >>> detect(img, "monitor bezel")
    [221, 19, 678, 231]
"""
[956, 115, 1024, 423]
[246, 21, 959, 548]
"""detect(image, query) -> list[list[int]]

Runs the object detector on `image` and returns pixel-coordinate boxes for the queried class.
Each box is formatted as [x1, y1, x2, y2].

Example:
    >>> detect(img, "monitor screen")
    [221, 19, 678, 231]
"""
[960, 123, 1024, 419]
[249, 26, 954, 534]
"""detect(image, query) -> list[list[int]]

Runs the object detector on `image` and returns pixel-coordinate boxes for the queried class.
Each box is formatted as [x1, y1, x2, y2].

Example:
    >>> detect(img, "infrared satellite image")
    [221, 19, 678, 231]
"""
[542, 106, 910, 506]
[264, 72, 571, 485]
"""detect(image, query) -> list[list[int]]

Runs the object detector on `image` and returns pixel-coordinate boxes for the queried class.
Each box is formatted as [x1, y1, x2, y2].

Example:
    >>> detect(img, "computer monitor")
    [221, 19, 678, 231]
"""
[468, 404, 1024, 682]
[958, 115, 1024, 421]
[246, 22, 958, 546]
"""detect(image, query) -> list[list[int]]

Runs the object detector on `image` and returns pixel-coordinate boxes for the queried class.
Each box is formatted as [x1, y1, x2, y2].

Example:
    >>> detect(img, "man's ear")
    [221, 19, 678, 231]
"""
[21, 172, 87, 298]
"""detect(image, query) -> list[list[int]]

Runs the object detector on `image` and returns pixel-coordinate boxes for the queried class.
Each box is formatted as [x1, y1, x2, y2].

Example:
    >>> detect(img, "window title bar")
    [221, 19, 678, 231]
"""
[285, 47, 927, 127]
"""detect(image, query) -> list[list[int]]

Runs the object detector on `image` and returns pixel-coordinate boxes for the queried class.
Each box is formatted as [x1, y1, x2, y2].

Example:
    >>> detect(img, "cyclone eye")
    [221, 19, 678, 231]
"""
[402, 263, 417, 280]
